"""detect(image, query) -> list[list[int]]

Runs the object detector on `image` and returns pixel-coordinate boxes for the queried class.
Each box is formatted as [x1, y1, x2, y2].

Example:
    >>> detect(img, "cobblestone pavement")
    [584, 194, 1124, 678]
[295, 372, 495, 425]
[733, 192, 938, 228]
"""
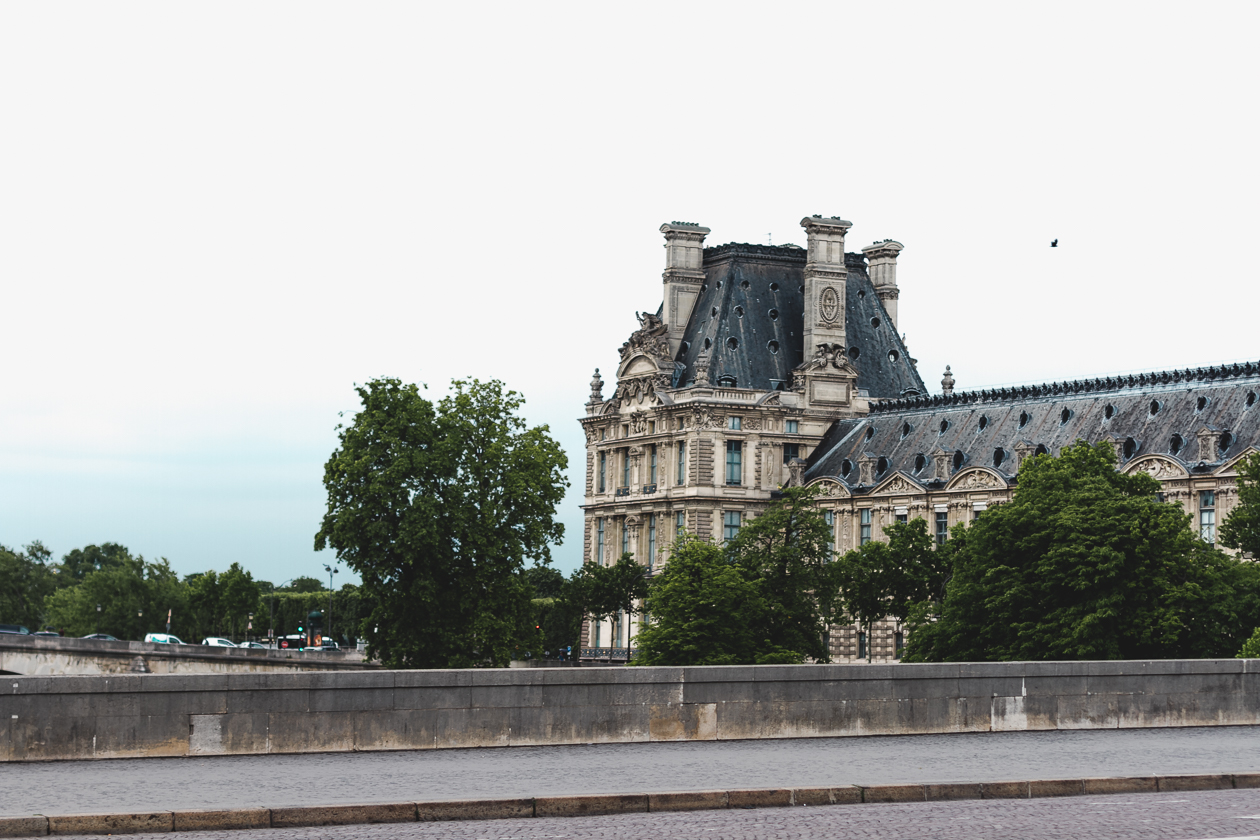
[6, 726, 1260, 817]
[45, 789, 1260, 840]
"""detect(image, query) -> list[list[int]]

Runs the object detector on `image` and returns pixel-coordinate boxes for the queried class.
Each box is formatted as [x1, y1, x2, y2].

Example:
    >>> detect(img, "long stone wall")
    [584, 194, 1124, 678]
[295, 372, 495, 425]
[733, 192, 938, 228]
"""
[3, 659, 1258, 762]
[0, 635, 375, 677]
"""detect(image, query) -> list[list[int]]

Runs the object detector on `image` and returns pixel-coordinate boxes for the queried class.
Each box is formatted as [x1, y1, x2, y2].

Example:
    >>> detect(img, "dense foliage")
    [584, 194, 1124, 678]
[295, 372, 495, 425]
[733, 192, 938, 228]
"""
[1222, 451, 1260, 559]
[634, 487, 838, 666]
[315, 377, 568, 668]
[904, 442, 1260, 662]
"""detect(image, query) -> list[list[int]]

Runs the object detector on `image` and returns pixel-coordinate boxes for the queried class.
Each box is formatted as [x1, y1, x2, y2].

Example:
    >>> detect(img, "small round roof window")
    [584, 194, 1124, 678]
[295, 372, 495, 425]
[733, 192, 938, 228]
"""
[1104, 404, 1115, 420]
[1248, 392, 1257, 408]
[841, 459, 852, 477]
[849, 346, 861, 360]
[1196, 396, 1209, 412]
[914, 454, 926, 472]
[703, 338, 712, 350]
[768, 308, 779, 320]
[871, 317, 881, 328]
[864, 426, 875, 441]
[726, 337, 739, 350]
[767, 340, 779, 355]
[740, 280, 750, 289]
[1019, 411, 1030, 428]
[939, 419, 950, 434]
[769, 282, 780, 292]
[952, 450, 965, 471]
[876, 457, 889, 475]
[734, 306, 744, 318]
[711, 307, 718, 318]
[1170, 434, 1183, 456]
[1123, 437, 1138, 460]
[1149, 399, 1161, 416]
[1060, 408, 1072, 425]
[889, 350, 899, 362]
[993, 447, 1005, 468]
[978, 416, 989, 431]
[901, 422, 911, 438]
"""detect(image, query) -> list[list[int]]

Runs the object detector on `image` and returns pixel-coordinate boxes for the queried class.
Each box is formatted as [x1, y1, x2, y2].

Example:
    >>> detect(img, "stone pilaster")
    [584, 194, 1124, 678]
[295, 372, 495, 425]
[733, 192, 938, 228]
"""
[861, 240, 905, 329]
[799, 216, 852, 359]
[660, 222, 710, 357]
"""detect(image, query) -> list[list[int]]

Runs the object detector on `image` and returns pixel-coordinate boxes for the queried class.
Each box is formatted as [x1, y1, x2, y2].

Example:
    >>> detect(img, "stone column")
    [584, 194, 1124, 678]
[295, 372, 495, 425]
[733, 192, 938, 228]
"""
[861, 240, 905, 329]
[799, 215, 852, 359]
[660, 222, 710, 357]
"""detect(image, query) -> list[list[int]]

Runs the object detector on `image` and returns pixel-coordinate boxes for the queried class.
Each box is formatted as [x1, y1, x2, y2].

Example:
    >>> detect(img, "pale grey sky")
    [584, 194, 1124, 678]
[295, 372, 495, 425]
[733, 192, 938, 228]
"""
[2, 2, 1257, 581]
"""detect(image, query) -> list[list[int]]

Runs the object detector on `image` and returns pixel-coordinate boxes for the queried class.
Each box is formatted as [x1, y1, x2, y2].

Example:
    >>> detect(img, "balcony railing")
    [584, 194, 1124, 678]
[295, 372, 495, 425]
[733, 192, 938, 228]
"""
[643, 484, 657, 494]
[615, 487, 630, 497]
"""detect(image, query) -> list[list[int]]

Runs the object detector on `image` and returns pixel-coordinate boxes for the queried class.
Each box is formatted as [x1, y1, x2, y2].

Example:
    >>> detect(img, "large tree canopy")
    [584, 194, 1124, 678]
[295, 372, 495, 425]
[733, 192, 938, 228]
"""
[1222, 451, 1260, 558]
[315, 377, 568, 668]
[905, 441, 1252, 662]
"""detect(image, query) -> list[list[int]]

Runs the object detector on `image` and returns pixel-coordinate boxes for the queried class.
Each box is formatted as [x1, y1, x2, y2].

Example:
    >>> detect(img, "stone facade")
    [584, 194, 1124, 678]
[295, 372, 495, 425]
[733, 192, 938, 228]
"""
[579, 214, 1260, 663]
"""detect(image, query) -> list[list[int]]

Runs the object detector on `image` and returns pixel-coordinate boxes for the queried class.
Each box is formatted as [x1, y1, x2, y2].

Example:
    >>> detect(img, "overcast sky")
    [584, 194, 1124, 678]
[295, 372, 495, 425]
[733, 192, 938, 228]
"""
[2, 2, 1258, 583]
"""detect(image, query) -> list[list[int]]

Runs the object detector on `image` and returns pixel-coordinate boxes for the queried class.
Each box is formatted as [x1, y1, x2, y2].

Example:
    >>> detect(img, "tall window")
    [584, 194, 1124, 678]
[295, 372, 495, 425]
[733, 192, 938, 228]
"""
[596, 518, 605, 563]
[783, 443, 800, 464]
[894, 631, 904, 658]
[598, 451, 606, 493]
[935, 511, 949, 545]
[676, 441, 686, 485]
[593, 620, 600, 648]
[649, 445, 657, 484]
[622, 449, 630, 488]
[723, 511, 741, 542]
[729, 416, 742, 431]
[675, 510, 685, 535]
[621, 519, 630, 556]
[896, 511, 908, 524]
[824, 510, 835, 561]
[647, 514, 656, 568]
[726, 441, 742, 485]
[786, 419, 799, 434]
[1201, 490, 1217, 544]
[857, 630, 867, 660]
[860, 509, 872, 545]
[613, 610, 623, 648]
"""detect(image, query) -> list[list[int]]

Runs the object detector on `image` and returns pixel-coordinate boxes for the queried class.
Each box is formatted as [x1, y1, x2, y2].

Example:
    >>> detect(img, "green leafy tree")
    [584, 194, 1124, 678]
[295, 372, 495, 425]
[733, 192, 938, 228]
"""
[288, 577, 324, 594]
[58, 542, 131, 585]
[561, 554, 650, 654]
[0, 542, 58, 629]
[1239, 625, 1260, 658]
[833, 518, 946, 659]
[523, 565, 566, 599]
[904, 441, 1246, 662]
[727, 485, 838, 663]
[44, 549, 187, 640]
[633, 535, 771, 666]
[1222, 451, 1260, 558]
[315, 377, 568, 668]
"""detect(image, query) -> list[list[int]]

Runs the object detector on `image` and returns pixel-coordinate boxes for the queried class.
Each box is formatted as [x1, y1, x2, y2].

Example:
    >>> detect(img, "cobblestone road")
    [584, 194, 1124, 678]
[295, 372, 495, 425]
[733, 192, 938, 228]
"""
[44, 789, 1260, 840]
[5, 726, 1260, 817]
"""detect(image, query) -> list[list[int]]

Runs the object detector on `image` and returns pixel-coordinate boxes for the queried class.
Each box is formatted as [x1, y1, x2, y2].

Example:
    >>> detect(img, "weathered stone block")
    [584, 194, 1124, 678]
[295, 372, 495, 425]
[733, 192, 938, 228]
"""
[172, 808, 270, 831]
[1028, 778, 1083, 798]
[269, 802, 415, 827]
[534, 794, 648, 818]
[0, 816, 48, 837]
[415, 798, 533, 822]
[925, 782, 982, 801]
[980, 781, 1028, 799]
[48, 812, 173, 835]
[1156, 774, 1233, 792]
[647, 790, 727, 811]
[862, 784, 925, 803]
[1082, 777, 1156, 795]
[727, 788, 791, 808]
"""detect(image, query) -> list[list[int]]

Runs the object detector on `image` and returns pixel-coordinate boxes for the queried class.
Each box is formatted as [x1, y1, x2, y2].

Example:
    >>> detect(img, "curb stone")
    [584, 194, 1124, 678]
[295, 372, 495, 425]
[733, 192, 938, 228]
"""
[6, 773, 1254, 837]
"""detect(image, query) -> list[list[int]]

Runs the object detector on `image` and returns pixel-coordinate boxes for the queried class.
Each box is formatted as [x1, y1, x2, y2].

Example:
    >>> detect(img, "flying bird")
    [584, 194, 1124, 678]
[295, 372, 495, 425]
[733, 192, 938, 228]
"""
[1051, 239, 1058, 247]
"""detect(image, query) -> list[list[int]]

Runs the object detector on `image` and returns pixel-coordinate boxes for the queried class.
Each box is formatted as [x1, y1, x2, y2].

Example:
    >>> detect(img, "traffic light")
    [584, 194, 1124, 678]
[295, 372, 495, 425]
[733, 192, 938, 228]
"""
[298, 626, 303, 632]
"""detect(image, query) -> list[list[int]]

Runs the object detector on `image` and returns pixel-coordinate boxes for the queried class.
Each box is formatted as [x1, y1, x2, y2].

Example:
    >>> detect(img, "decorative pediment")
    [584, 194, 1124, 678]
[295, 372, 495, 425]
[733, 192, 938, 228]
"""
[869, 473, 923, 497]
[806, 478, 850, 498]
[945, 468, 1008, 491]
[1217, 446, 1260, 476]
[619, 354, 663, 379]
[1124, 456, 1189, 480]
[616, 312, 671, 380]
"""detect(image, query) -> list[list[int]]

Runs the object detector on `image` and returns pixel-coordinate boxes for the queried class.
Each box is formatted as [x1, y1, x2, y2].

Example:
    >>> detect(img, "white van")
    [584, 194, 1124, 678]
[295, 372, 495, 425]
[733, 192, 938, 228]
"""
[144, 633, 185, 644]
[201, 637, 236, 647]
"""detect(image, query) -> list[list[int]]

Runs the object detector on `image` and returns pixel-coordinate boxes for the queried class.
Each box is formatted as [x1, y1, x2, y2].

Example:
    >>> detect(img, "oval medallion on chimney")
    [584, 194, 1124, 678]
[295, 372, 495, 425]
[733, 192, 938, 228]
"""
[818, 286, 840, 324]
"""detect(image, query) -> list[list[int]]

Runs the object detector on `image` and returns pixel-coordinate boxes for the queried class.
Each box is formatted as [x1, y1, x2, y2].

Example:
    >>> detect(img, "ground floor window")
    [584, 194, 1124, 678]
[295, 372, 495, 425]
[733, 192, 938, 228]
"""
[723, 510, 741, 542]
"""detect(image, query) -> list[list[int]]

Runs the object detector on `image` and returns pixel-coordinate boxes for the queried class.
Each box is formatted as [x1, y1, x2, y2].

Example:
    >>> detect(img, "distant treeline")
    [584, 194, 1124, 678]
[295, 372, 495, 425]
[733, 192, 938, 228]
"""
[0, 541, 367, 644]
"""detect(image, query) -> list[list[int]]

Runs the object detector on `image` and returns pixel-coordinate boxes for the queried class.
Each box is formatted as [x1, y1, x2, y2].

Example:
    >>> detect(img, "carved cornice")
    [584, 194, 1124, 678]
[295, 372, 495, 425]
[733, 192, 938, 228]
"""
[871, 361, 1260, 414]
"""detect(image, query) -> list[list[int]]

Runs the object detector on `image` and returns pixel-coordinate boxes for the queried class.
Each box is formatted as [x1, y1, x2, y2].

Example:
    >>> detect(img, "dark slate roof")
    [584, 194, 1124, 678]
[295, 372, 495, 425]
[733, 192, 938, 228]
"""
[805, 361, 1260, 489]
[673, 245, 926, 398]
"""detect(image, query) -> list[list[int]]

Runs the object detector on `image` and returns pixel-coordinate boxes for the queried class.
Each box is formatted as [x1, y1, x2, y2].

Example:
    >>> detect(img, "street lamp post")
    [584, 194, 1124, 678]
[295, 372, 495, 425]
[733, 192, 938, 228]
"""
[323, 565, 339, 644]
[96, 603, 101, 635]
[247, 613, 254, 645]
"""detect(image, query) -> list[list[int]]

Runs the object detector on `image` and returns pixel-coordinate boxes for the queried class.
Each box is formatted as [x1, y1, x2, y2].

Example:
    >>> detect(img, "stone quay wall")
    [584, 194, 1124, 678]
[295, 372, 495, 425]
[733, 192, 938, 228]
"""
[3, 659, 1258, 762]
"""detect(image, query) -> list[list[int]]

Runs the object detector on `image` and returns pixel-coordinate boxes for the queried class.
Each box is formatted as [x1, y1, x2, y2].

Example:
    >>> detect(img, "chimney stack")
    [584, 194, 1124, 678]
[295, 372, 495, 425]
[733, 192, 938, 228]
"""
[861, 240, 905, 329]
[799, 215, 852, 360]
[660, 222, 710, 357]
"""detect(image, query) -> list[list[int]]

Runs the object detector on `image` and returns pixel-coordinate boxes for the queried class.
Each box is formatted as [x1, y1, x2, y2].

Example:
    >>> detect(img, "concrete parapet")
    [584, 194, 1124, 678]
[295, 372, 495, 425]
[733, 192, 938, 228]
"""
[47, 812, 173, 835]
[534, 794, 649, 818]
[269, 803, 417, 827]
[171, 809, 269, 832]
[415, 798, 533, 822]
[5, 659, 1260, 761]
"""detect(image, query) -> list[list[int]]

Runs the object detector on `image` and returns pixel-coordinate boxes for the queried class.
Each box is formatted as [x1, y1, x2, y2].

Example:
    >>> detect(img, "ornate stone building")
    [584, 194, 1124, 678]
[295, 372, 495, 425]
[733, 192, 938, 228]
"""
[579, 214, 1260, 663]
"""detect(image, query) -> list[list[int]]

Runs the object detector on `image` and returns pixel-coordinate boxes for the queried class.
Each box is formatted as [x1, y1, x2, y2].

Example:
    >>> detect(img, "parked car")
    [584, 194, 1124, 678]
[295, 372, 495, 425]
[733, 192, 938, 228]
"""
[81, 633, 118, 641]
[319, 640, 340, 651]
[201, 637, 236, 647]
[144, 633, 185, 644]
[33, 630, 61, 637]
[239, 641, 268, 649]
[0, 625, 30, 635]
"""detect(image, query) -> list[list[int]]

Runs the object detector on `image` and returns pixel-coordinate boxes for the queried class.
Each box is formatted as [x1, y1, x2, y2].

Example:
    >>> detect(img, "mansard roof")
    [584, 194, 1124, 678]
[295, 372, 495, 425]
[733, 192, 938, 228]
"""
[672, 245, 926, 398]
[804, 361, 1260, 490]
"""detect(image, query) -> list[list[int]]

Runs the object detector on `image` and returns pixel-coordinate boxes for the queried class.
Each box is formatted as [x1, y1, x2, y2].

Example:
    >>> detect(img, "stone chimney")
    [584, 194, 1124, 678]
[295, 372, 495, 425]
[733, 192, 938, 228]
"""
[861, 240, 905, 329]
[799, 215, 852, 361]
[660, 222, 710, 357]
[941, 366, 955, 396]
